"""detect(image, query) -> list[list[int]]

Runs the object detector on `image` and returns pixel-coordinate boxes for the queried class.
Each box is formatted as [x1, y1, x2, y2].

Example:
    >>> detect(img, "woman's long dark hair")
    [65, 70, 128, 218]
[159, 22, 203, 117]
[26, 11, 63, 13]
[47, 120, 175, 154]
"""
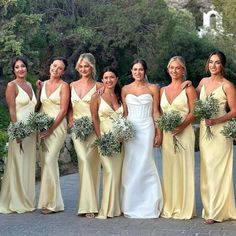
[101, 66, 122, 104]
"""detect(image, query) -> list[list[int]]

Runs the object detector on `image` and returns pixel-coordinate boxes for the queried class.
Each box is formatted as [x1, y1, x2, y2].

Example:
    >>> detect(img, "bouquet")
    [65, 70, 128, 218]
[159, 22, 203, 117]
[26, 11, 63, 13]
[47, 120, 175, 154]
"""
[112, 116, 135, 142]
[72, 116, 94, 141]
[95, 131, 121, 157]
[7, 121, 31, 153]
[27, 112, 54, 152]
[220, 118, 236, 140]
[27, 112, 54, 133]
[193, 94, 219, 139]
[156, 110, 184, 153]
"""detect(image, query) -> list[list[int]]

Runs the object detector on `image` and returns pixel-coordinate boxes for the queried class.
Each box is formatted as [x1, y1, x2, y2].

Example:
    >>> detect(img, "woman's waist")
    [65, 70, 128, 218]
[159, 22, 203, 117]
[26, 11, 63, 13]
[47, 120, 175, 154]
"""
[127, 115, 153, 122]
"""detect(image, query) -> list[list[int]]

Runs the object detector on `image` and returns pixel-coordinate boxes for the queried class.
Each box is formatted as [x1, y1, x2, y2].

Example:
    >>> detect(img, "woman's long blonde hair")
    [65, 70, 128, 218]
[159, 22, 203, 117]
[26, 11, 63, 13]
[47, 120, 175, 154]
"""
[75, 53, 96, 79]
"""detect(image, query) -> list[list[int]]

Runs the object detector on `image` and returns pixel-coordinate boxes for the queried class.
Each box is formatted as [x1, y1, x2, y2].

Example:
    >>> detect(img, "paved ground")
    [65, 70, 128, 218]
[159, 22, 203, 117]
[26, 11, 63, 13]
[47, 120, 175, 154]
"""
[0, 149, 236, 236]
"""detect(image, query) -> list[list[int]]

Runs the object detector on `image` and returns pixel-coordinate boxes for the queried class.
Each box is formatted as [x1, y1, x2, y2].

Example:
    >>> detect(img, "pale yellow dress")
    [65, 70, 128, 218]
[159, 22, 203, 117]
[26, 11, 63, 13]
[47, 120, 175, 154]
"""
[71, 85, 100, 214]
[37, 81, 67, 212]
[96, 97, 123, 219]
[0, 83, 36, 213]
[161, 89, 196, 219]
[200, 85, 236, 222]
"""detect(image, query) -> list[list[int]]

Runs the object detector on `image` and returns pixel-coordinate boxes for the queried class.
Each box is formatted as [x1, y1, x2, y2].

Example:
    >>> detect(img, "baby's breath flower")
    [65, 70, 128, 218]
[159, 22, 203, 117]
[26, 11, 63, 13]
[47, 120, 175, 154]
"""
[95, 131, 121, 157]
[27, 112, 54, 132]
[72, 116, 94, 141]
[193, 94, 220, 139]
[27, 112, 54, 152]
[156, 110, 184, 153]
[112, 116, 135, 142]
[221, 118, 236, 140]
[7, 121, 31, 153]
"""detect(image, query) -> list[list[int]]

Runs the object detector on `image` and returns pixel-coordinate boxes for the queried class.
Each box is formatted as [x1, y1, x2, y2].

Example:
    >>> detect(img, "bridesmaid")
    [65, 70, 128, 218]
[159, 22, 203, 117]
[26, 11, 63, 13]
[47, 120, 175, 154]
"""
[69, 53, 102, 218]
[160, 56, 197, 219]
[197, 51, 236, 224]
[90, 66, 123, 219]
[37, 57, 70, 214]
[0, 55, 36, 213]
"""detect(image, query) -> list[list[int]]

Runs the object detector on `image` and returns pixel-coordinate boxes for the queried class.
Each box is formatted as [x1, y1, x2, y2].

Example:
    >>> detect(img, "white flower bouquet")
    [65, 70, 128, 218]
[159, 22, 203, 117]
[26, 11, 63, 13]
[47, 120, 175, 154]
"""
[72, 116, 94, 141]
[156, 110, 184, 153]
[193, 94, 219, 139]
[27, 112, 54, 152]
[7, 121, 31, 153]
[112, 116, 135, 142]
[95, 131, 121, 157]
[221, 118, 236, 140]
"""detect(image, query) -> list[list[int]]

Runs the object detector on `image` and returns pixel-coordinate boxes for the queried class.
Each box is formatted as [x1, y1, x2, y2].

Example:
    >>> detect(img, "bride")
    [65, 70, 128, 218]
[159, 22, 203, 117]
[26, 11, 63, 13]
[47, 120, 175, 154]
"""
[121, 59, 163, 218]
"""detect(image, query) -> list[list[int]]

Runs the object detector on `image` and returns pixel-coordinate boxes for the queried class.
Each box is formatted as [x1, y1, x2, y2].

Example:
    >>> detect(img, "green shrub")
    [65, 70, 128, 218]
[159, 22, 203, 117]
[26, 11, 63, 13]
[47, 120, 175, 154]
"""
[0, 130, 8, 181]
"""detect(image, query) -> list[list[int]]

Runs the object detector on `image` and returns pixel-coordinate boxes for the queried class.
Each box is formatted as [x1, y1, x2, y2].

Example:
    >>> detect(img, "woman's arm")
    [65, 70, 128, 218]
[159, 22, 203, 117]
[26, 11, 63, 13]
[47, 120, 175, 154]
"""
[205, 81, 236, 126]
[150, 84, 162, 147]
[90, 93, 101, 138]
[68, 83, 74, 128]
[172, 86, 197, 136]
[121, 86, 128, 117]
[35, 80, 43, 112]
[40, 82, 70, 138]
[5, 82, 17, 122]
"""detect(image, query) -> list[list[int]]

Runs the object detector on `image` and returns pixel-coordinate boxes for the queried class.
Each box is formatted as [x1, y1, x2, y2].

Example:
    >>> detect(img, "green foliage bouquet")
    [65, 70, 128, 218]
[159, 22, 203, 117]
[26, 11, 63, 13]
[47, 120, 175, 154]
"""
[27, 112, 54, 133]
[27, 112, 54, 152]
[7, 121, 31, 153]
[95, 131, 121, 157]
[193, 94, 219, 139]
[156, 110, 184, 153]
[72, 116, 94, 141]
[112, 116, 135, 142]
[221, 118, 236, 140]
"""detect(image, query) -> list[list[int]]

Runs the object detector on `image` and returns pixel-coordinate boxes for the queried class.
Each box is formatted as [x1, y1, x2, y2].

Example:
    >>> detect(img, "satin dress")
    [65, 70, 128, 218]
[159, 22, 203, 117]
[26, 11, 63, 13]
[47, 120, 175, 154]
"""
[200, 85, 236, 222]
[37, 81, 67, 212]
[161, 89, 196, 219]
[96, 98, 123, 219]
[0, 83, 36, 213]
[121, 94, 163, 218]
[71, 85, 100, 214]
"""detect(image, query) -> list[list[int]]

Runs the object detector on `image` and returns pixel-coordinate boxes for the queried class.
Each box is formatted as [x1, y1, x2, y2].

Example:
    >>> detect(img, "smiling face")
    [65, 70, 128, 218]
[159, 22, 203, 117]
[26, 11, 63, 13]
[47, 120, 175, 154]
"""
[14, 60, 28, 79]
[102, 71, 118, 89]
[208, 54, 223, 76]
[131, 63, 145, 81]
[168, 60, 185, 81]
[77, 59, 93, 78]
[49, 59, 66, 78]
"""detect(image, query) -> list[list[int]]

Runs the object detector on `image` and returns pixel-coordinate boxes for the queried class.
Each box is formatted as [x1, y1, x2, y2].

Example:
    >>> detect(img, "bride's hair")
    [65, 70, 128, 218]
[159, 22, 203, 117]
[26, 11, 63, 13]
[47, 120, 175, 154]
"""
[129, 59, 148, 81]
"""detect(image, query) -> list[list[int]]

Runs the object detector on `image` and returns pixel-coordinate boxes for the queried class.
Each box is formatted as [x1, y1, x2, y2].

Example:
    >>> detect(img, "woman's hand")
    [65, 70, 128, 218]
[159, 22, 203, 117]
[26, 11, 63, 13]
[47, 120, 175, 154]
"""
[68, 121, 73, 129]
[181, 80, 192, 89]
[16, 138, 22, 144]
[39, 128, 53, 139]
[171, 126, 184, 136]
[154, 129, 162, 147]
[96, 86, 105, 95]
[36, 80, 43, 90]
[205, 118, 217, 126]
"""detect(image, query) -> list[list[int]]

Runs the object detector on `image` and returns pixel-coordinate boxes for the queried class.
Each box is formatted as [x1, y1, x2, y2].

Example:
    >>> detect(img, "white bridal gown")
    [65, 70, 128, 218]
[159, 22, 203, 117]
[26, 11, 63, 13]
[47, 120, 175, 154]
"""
[121, 93, 163, 218]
